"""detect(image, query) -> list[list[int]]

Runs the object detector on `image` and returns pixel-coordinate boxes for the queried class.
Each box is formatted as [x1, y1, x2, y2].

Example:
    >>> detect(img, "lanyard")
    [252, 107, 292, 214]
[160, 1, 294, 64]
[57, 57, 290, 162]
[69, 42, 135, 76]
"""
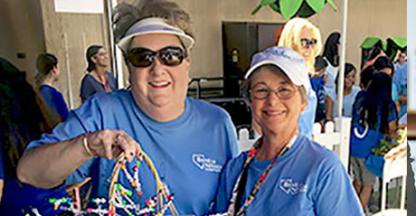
[226, 135, 297, 216]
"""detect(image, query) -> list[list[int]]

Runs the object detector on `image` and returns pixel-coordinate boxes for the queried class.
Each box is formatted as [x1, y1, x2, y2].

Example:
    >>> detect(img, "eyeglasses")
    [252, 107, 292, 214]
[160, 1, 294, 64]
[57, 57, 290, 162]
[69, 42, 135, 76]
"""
[300, 38, 317, 48]
[126, 46, 187, 68]
[249, 83, 297, 100]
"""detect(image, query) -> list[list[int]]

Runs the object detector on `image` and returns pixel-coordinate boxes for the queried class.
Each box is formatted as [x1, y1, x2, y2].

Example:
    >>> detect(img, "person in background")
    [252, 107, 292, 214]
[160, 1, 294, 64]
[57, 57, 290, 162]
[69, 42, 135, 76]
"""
[374, 56, 400, 114]
[212, 46, 363, 216]
[393, 60, 407, 118]
[311, 55, 328, 124]
[17, 1, 238, 215]
[350, 72, 398, 212]
[325, 63, 360, 120]
[359, 66, 376, 90]
[0, 57, 66, 214]
[80, 45, 117, 103]
[361, 46, 385, 71]
[36, 53, 69, 120]
[394, 50, 406, 71]
[322, 32, 340, 94]
[277, 17, 321, 137]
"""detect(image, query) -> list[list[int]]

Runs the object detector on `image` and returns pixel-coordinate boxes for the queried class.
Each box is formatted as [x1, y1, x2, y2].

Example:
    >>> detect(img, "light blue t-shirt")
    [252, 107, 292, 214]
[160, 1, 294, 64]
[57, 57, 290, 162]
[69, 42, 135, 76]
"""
[327, 86, 360, 118]
[299, 88, 317, 138]
[26, 90, 239, 215]
[212, 136, 363, 216]
[323, 59, 338, 95]
[393, 63, 407, 117]
[392, 82, 399, 103]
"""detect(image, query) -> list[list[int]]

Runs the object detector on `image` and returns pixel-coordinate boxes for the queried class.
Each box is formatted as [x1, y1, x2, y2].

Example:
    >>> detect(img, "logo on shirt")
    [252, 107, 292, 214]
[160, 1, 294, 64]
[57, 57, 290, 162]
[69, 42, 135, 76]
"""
[192, 154, 222, 173]
[279, 178, 308, 195]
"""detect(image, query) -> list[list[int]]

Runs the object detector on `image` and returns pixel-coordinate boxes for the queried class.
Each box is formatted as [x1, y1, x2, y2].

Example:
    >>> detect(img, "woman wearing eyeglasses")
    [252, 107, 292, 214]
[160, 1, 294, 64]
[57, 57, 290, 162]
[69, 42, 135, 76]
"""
[212, 47, 363, 216]
[275, 17, 321, 138]
[17, 1, 238, 215]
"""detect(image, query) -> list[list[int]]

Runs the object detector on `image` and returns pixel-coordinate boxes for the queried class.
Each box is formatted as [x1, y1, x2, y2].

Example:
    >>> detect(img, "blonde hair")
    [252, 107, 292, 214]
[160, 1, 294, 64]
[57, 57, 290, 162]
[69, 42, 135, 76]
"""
[278, 18, 322, 73]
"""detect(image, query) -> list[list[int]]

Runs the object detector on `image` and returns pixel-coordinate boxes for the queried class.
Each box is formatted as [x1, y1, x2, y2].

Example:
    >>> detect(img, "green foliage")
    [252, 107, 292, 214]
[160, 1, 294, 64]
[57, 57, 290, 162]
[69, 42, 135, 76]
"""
[280, 0, 304, 19]
[252, 0, 338, 19]
[361, 36, 407, 59]
[360, 36, 385, 50]
[371, 129, 406, 156]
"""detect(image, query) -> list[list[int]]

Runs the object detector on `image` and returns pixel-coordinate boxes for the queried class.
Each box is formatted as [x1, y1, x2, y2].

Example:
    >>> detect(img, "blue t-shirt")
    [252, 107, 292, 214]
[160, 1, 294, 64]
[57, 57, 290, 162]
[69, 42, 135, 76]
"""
[39, 84, 69, 120]
[212, 136, 363, 216]
[80, 71, 117, 101]
[299, 88, 317, 138]
[0, 129, 67, 215]
[327, 86, 360, 118]
[26, 90, 238, 215]
[393, 63, 407, 117]
[310, 76, 326, 122]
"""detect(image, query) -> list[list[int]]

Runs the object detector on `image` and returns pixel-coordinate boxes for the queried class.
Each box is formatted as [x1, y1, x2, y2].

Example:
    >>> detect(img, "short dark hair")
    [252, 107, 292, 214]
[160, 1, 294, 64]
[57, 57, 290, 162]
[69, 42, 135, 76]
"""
[314, 55, 328, 71]
[36, 53, 58, 84]
[86, 45, 104, 72]
[374, 56, 394, 73]
[360, 66, 376, 89]
[36, 53, 58, 76]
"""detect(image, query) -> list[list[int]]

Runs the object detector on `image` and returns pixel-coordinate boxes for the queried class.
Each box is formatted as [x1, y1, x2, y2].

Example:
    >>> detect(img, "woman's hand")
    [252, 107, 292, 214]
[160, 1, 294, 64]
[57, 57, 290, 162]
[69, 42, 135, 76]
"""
[83, 130, 138, 162]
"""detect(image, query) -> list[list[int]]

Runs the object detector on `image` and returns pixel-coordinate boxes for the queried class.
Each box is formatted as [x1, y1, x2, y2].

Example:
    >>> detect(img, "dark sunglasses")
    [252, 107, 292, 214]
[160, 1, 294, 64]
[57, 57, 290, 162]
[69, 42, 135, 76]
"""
[126, 46, 187, 68]
[300, 38, 317, 48]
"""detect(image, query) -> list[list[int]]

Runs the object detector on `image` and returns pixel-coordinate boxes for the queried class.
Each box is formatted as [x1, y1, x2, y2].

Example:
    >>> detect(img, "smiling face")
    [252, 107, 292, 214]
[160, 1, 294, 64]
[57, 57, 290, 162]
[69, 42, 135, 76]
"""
[127, 33, 190, 121]
[93, 48, 110, 68]
[344, 69, 356, 89]
[249, 67, 306, 136]
[294, 27, 315, 62]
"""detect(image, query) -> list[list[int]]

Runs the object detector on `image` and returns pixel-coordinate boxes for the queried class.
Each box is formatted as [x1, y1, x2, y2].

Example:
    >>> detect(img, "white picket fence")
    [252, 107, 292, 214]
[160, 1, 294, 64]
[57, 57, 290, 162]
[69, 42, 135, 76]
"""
[311, 117, 351, 169]
[238, 117, 351, 169]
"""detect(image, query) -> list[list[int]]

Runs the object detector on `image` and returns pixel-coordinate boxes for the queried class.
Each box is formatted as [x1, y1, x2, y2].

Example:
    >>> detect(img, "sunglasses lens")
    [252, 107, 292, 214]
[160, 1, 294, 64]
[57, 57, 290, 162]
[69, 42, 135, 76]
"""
[159, 47, 185, 66]
[127, 47, 186, 68]
[300, 38, 317, 48]
[127, 48, 154, 67]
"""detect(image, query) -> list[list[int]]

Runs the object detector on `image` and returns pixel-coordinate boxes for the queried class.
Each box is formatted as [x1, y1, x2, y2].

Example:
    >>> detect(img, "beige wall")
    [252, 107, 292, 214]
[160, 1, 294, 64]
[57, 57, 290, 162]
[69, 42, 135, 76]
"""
[1, 0, 406, 109]
[38, 0, 110, 108]
[174, 0, 406, 79]
[0, 0, 45, 82]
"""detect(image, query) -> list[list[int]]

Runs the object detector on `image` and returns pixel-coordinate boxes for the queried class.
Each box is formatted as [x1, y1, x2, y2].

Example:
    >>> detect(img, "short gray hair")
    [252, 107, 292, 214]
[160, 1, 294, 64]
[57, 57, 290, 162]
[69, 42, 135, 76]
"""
[113, 0, 194, 45]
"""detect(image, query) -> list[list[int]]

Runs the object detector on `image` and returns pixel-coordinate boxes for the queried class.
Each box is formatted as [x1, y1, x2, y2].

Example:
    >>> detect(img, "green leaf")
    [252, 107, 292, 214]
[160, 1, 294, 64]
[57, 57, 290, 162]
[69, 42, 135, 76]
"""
[261, 0, 277, 6]
[381, 41, 387, 51]
[360, 36, 383, 49]
[326, 0, 338, 11]
[251, 4, 263, 15]
[306, 0, 325, 13]
[252, 0, 276, 15]
[389, 37, 407, 48]
[280, 0, 304, 19]
[269, 2, 281, 13]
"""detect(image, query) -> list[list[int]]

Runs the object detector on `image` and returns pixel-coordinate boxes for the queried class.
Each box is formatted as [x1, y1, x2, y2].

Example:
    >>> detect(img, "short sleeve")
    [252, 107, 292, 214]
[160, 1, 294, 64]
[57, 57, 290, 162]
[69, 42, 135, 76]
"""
[25, 98, 104, 184]
[80, 74, 96, 101]
[313, 159, 364, 216]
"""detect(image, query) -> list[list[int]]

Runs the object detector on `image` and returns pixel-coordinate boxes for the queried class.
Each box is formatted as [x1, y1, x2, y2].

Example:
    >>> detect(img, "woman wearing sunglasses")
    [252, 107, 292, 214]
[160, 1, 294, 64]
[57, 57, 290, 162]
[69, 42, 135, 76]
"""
[212, 46, 363, 216]
[275, 18, 321, 138]
[17, 1, 238, 215]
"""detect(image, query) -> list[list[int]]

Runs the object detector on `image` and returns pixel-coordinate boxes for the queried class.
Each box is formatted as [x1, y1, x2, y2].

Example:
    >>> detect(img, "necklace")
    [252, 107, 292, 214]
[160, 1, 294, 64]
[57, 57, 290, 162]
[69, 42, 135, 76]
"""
[226, 135, 297, 216]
